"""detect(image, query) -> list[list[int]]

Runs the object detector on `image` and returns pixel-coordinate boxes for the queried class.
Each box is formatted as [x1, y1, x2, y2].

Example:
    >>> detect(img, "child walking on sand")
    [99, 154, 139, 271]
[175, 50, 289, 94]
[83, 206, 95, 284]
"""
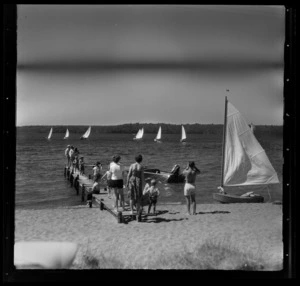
[143, 179, 160, 215]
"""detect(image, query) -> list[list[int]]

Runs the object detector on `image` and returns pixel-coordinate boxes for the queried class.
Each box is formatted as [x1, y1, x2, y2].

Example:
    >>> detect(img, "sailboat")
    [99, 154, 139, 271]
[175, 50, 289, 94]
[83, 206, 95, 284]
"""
[213, 97, 279, 203]
[180, 125, 187, 142]
[154, 126, 162, 142]
[80, 126, 91, 140]
[46, 127, 53, 140]
[133, 128, 144, 140]
[64, 128, 69, 139]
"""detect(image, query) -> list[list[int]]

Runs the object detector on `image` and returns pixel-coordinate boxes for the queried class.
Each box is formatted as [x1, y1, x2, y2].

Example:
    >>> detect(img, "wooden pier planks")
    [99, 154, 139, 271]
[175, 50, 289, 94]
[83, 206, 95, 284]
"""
[64, 166, 141, 223]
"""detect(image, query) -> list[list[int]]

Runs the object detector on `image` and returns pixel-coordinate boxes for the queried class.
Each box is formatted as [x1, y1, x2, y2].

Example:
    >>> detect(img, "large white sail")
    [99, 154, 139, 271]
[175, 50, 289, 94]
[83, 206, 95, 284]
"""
[180, 125, 187, 142]
[223, 101, 279, 186]
[154, 126, 162, 142]
[47, 128, 53, 140]
[64, 128, 69, 139]
[81, 126, 91, 139]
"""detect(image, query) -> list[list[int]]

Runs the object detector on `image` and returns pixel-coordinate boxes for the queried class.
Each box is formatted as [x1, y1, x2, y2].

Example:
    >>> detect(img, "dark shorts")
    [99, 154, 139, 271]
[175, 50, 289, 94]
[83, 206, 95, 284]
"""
[93, 173, 101, 181]
[107, 179, 112, 188]
[149, 197, 157, 204]
[110, 179, 123, 189]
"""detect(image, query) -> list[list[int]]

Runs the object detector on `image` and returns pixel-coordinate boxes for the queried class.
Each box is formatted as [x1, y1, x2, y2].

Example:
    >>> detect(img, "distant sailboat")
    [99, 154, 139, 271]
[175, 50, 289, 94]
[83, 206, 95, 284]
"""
[133, 128, 144, 140]
[64, 128, 69, 139]
[80, 126, 91, 140]
[180, 125, 187, 142]
[213, 97, 279, 203]
[46, 127, 53, 140]
[154, 126, 162, 142]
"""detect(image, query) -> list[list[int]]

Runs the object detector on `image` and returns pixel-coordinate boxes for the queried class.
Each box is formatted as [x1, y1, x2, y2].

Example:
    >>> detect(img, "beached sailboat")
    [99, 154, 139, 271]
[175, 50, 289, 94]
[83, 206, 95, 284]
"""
[46, 127, 53, 140]
[64, 128, 69, 139]
[133, 128, 144, 140]
[180, 125, 187, 142]
[80, 126, 91, 140]
[154, 126, 162, 142]
[213, 97, 279, 203]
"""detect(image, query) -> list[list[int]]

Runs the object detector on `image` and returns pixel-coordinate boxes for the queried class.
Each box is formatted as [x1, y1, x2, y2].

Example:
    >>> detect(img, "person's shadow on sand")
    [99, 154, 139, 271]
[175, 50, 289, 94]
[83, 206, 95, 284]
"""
[143, 217, 188, 223]
[196, 211, 230, 215]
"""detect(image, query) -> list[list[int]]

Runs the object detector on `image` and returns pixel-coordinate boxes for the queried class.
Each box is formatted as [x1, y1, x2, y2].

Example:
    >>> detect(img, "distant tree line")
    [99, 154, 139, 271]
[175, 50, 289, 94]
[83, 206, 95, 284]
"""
[17, 123, 283, 137]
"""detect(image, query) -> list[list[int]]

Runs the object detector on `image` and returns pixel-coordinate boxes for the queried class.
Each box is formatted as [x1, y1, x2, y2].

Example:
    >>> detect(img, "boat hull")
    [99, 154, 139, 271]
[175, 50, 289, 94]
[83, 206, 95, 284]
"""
[144, 168, 185, 184]
[213, 193, 264, 203]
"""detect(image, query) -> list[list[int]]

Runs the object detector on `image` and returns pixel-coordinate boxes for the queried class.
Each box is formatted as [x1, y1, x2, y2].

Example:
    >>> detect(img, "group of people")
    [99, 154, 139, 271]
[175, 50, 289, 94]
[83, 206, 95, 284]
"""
[64, 145, 201, 216]
[65, 145, 85, 175]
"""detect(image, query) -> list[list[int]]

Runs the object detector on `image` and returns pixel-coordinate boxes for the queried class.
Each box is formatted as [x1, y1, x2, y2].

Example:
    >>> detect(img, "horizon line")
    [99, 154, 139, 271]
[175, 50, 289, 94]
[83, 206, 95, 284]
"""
[16, 122, 283, 127]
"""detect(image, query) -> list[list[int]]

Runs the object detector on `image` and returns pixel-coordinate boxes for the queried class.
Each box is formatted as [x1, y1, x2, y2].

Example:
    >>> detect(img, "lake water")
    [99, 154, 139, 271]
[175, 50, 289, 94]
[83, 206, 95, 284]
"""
[16, 130, 283, 209]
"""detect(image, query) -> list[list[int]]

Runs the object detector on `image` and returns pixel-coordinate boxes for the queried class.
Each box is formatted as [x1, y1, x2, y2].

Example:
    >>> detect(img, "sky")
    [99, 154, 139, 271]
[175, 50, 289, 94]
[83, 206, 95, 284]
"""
[16, 5, 285, 126]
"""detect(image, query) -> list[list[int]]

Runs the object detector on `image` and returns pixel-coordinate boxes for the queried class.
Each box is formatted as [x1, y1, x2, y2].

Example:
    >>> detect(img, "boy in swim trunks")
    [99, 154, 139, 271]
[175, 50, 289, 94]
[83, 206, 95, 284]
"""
[182, 161, 201, 215]
[143, 179, 160, 215]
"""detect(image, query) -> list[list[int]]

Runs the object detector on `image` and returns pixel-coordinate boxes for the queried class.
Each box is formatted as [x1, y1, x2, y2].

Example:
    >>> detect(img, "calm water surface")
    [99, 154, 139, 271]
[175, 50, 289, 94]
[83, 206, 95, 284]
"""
[16, 131, 283, 209]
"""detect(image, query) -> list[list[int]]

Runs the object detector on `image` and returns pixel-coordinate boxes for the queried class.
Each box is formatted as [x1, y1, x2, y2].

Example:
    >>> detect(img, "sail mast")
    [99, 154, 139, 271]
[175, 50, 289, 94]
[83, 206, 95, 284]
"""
[220, 96, 228, 187]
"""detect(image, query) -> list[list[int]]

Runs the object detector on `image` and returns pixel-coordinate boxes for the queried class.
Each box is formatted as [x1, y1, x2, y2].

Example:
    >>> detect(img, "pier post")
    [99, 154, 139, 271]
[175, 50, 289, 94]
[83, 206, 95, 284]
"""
[137, 212, 142, 222]
[89, 174, 91, 180]
[117, 211, 123, 223]
[74, 175, 79, 195]
[70, 174, 74, 187]
[100, 200, 104, 211]
[81, 185, 85, 202]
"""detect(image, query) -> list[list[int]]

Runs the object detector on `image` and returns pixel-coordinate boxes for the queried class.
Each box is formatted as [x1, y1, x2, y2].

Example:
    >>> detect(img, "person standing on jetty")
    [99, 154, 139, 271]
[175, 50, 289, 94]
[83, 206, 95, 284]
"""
[126, 154, 145, 216]
[143, 179, 160, 215]
[68, 146, 75, 169]
[108, 155, 125, 212]
[182, 161, 201, 215]
[79, 156, 85, 175]
[65, 145, 71, 167]
[106, 156, 115, 199]
[86, 176, 100, 206]
[92, 161, 102, 182]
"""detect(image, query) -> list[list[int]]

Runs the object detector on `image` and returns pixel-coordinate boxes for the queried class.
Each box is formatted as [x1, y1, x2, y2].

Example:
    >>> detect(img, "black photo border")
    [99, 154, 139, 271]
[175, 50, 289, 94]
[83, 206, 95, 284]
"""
[2, 4, 297, 281]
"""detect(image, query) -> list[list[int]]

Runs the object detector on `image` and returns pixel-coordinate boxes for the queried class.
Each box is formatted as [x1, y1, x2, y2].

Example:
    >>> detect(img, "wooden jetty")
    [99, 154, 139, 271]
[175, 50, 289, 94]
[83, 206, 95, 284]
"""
[64, 166, 143, 223]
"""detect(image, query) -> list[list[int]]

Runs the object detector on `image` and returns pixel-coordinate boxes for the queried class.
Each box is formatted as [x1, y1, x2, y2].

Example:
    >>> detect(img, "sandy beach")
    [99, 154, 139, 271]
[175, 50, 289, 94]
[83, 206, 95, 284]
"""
[14, 202, 283, 270]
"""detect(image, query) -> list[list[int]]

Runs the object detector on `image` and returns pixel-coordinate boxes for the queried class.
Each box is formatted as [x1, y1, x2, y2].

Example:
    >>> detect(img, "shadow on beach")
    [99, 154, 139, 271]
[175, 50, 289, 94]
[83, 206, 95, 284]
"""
[196, 211, 231, 215]
[143, 217, 188, 224]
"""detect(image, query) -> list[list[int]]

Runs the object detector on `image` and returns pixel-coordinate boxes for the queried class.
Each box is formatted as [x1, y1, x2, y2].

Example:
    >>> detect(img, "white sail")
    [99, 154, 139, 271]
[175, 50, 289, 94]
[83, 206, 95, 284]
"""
[223, 101, 279, 186]
[47, 128, 53, 140]
[180, 125, 187, 142]
[154, 126, 162, 141]
[249, 123, 255, 133]
[134, 128, 144, 140]
[81, 126, 91, 139]
[64, 128, 69, 139]
[140, 128, 144, 138]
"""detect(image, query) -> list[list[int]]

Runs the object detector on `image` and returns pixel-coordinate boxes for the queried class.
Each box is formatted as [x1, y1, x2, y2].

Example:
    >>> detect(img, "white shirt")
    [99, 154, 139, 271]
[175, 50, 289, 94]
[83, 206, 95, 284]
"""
[69, 149, 74, 158]
[109, 162, 123, 180]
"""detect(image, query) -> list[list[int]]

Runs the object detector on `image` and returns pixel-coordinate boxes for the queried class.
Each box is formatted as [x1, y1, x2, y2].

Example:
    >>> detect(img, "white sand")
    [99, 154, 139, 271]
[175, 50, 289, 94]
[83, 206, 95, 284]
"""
[14, 203, 283, 270]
